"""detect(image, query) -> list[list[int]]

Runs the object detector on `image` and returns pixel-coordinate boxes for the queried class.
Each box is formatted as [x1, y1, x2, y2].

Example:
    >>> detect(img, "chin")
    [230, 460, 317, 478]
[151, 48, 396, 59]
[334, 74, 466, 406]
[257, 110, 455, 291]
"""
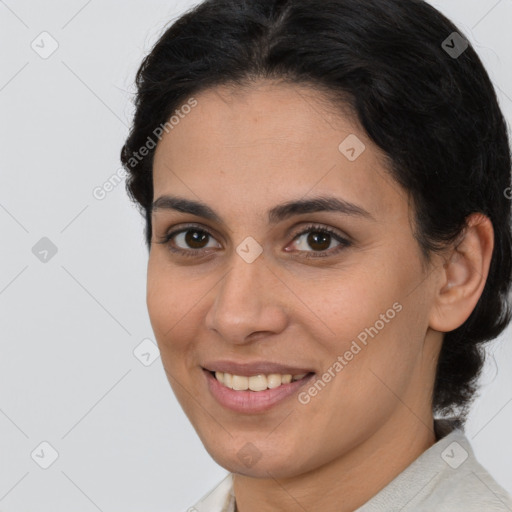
[204, 440, 308, 479]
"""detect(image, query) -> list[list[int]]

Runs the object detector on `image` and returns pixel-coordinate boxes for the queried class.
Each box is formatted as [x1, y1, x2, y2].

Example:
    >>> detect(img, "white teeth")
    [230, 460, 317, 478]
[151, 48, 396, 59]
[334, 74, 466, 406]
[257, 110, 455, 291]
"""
[282, 374, 292, 384]
[223, 372, 233, 389]
[249, 374, 267, 392]
[267, 373, 283, 389]
[213, 371, 309, 391]
[232, 375, 248, 390]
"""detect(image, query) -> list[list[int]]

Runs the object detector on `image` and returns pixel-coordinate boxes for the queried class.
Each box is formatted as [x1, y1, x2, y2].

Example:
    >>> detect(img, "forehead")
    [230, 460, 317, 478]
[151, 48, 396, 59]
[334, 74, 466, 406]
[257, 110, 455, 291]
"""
[152, 80, 405, 219]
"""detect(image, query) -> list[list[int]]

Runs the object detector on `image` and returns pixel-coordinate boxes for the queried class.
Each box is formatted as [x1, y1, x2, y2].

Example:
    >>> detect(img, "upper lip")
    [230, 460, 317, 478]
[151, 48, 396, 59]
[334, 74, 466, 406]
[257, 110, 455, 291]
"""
[202, 360, 315, 376]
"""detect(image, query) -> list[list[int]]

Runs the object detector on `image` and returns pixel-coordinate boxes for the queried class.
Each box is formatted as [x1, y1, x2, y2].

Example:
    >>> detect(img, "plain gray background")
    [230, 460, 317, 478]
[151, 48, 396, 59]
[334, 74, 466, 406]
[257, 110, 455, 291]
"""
[1, 1, 511, 510]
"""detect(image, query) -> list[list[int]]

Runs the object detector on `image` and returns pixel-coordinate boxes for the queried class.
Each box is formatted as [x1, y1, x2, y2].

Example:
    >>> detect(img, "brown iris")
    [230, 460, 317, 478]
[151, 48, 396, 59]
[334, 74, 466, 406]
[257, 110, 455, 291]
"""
[184, 230, 209, 249]
[307, 231, 331, 251]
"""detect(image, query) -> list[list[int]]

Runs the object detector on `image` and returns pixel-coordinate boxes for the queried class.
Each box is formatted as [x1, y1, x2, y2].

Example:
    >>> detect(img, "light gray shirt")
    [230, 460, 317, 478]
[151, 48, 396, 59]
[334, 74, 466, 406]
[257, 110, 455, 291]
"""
[190, 419, 512, 511]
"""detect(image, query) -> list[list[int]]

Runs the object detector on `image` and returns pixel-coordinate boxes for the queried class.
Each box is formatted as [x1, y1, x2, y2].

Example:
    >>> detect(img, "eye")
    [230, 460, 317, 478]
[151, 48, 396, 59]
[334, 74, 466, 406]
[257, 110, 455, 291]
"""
[287, 224, 352, 258]
[156, 224, 221, 258]
[156, 223, 351, 259]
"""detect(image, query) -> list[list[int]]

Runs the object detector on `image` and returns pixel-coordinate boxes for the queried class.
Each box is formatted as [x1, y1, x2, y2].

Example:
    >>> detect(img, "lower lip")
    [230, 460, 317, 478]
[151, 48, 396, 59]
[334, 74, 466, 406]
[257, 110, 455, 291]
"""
[204, 369, 315, 413]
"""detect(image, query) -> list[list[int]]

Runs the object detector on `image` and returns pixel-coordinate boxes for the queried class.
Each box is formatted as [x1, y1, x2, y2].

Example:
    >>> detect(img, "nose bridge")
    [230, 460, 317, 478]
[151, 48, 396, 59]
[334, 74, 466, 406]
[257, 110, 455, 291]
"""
[205, 250, 287, 344]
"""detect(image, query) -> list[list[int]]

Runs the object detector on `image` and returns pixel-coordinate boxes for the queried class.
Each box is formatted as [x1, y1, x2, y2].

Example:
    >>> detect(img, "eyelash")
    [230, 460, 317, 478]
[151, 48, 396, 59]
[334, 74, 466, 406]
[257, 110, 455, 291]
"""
[156, 223, 352, 259]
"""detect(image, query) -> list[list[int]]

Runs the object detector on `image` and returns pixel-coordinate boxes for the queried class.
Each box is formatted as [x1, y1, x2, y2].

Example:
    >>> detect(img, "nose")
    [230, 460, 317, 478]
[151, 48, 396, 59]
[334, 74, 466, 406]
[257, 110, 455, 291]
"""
[205, 251, 289, 345]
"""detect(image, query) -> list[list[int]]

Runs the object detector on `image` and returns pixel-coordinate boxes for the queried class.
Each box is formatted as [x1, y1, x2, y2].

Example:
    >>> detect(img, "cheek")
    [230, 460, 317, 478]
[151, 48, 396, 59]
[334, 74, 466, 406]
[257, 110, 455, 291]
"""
[318, 267, 428, 400]
[304, 252, 424, 378]
[294, 266, 403, 349]
[146, 256, 191, 353]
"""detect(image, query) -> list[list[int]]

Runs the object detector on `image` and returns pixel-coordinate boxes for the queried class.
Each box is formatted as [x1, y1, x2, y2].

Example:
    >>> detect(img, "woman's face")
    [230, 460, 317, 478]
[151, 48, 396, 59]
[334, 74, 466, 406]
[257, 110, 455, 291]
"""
[148, 80, 443, 478]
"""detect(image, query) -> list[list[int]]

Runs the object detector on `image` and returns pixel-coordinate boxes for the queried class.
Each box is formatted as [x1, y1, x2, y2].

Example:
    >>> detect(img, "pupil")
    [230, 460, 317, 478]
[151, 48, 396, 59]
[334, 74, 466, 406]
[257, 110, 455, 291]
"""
[186, 230, 207, 248]
[308, 232, 330, 251]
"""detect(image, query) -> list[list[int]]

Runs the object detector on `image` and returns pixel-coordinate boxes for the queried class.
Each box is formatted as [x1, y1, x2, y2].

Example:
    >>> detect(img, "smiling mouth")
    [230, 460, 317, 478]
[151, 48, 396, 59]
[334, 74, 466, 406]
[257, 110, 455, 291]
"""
[209, 370, 314, 391]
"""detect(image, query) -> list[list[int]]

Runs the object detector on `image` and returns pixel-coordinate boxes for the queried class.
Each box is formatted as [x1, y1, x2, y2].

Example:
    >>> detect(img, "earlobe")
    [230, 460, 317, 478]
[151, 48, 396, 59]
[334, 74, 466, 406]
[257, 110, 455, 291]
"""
[429, 213, 494, 333]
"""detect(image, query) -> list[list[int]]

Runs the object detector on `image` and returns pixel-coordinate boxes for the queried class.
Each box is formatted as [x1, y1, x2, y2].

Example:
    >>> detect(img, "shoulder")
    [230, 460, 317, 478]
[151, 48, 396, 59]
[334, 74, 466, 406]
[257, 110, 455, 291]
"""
[358, 421, 512, 512]
[423, 424, 512, 511]
[418, 445, 512, 511]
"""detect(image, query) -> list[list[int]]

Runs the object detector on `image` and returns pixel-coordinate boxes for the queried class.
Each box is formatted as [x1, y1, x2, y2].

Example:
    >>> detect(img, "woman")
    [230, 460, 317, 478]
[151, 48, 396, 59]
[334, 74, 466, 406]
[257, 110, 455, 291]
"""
[120, 0, 512, 510]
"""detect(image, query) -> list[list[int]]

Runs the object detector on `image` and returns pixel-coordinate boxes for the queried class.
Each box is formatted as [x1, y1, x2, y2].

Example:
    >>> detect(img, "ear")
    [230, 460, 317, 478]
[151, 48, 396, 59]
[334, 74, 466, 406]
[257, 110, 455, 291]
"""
[429, 213, 494, 332]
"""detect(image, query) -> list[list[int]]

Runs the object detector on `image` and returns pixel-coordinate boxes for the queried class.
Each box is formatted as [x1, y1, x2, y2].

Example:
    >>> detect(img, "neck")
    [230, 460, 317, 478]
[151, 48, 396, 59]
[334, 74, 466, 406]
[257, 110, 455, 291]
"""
[232, 412, 437, 512]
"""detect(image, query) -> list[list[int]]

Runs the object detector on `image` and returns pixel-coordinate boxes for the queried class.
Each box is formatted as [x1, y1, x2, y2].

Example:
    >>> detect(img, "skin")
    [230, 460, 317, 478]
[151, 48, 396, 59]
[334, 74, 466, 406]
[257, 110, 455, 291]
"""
[147, 79, 494, 512]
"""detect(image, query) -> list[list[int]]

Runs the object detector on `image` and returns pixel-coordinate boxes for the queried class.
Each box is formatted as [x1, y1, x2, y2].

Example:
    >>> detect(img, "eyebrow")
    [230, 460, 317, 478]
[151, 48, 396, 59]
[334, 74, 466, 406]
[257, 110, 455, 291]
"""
[151, 194, 375, 224]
